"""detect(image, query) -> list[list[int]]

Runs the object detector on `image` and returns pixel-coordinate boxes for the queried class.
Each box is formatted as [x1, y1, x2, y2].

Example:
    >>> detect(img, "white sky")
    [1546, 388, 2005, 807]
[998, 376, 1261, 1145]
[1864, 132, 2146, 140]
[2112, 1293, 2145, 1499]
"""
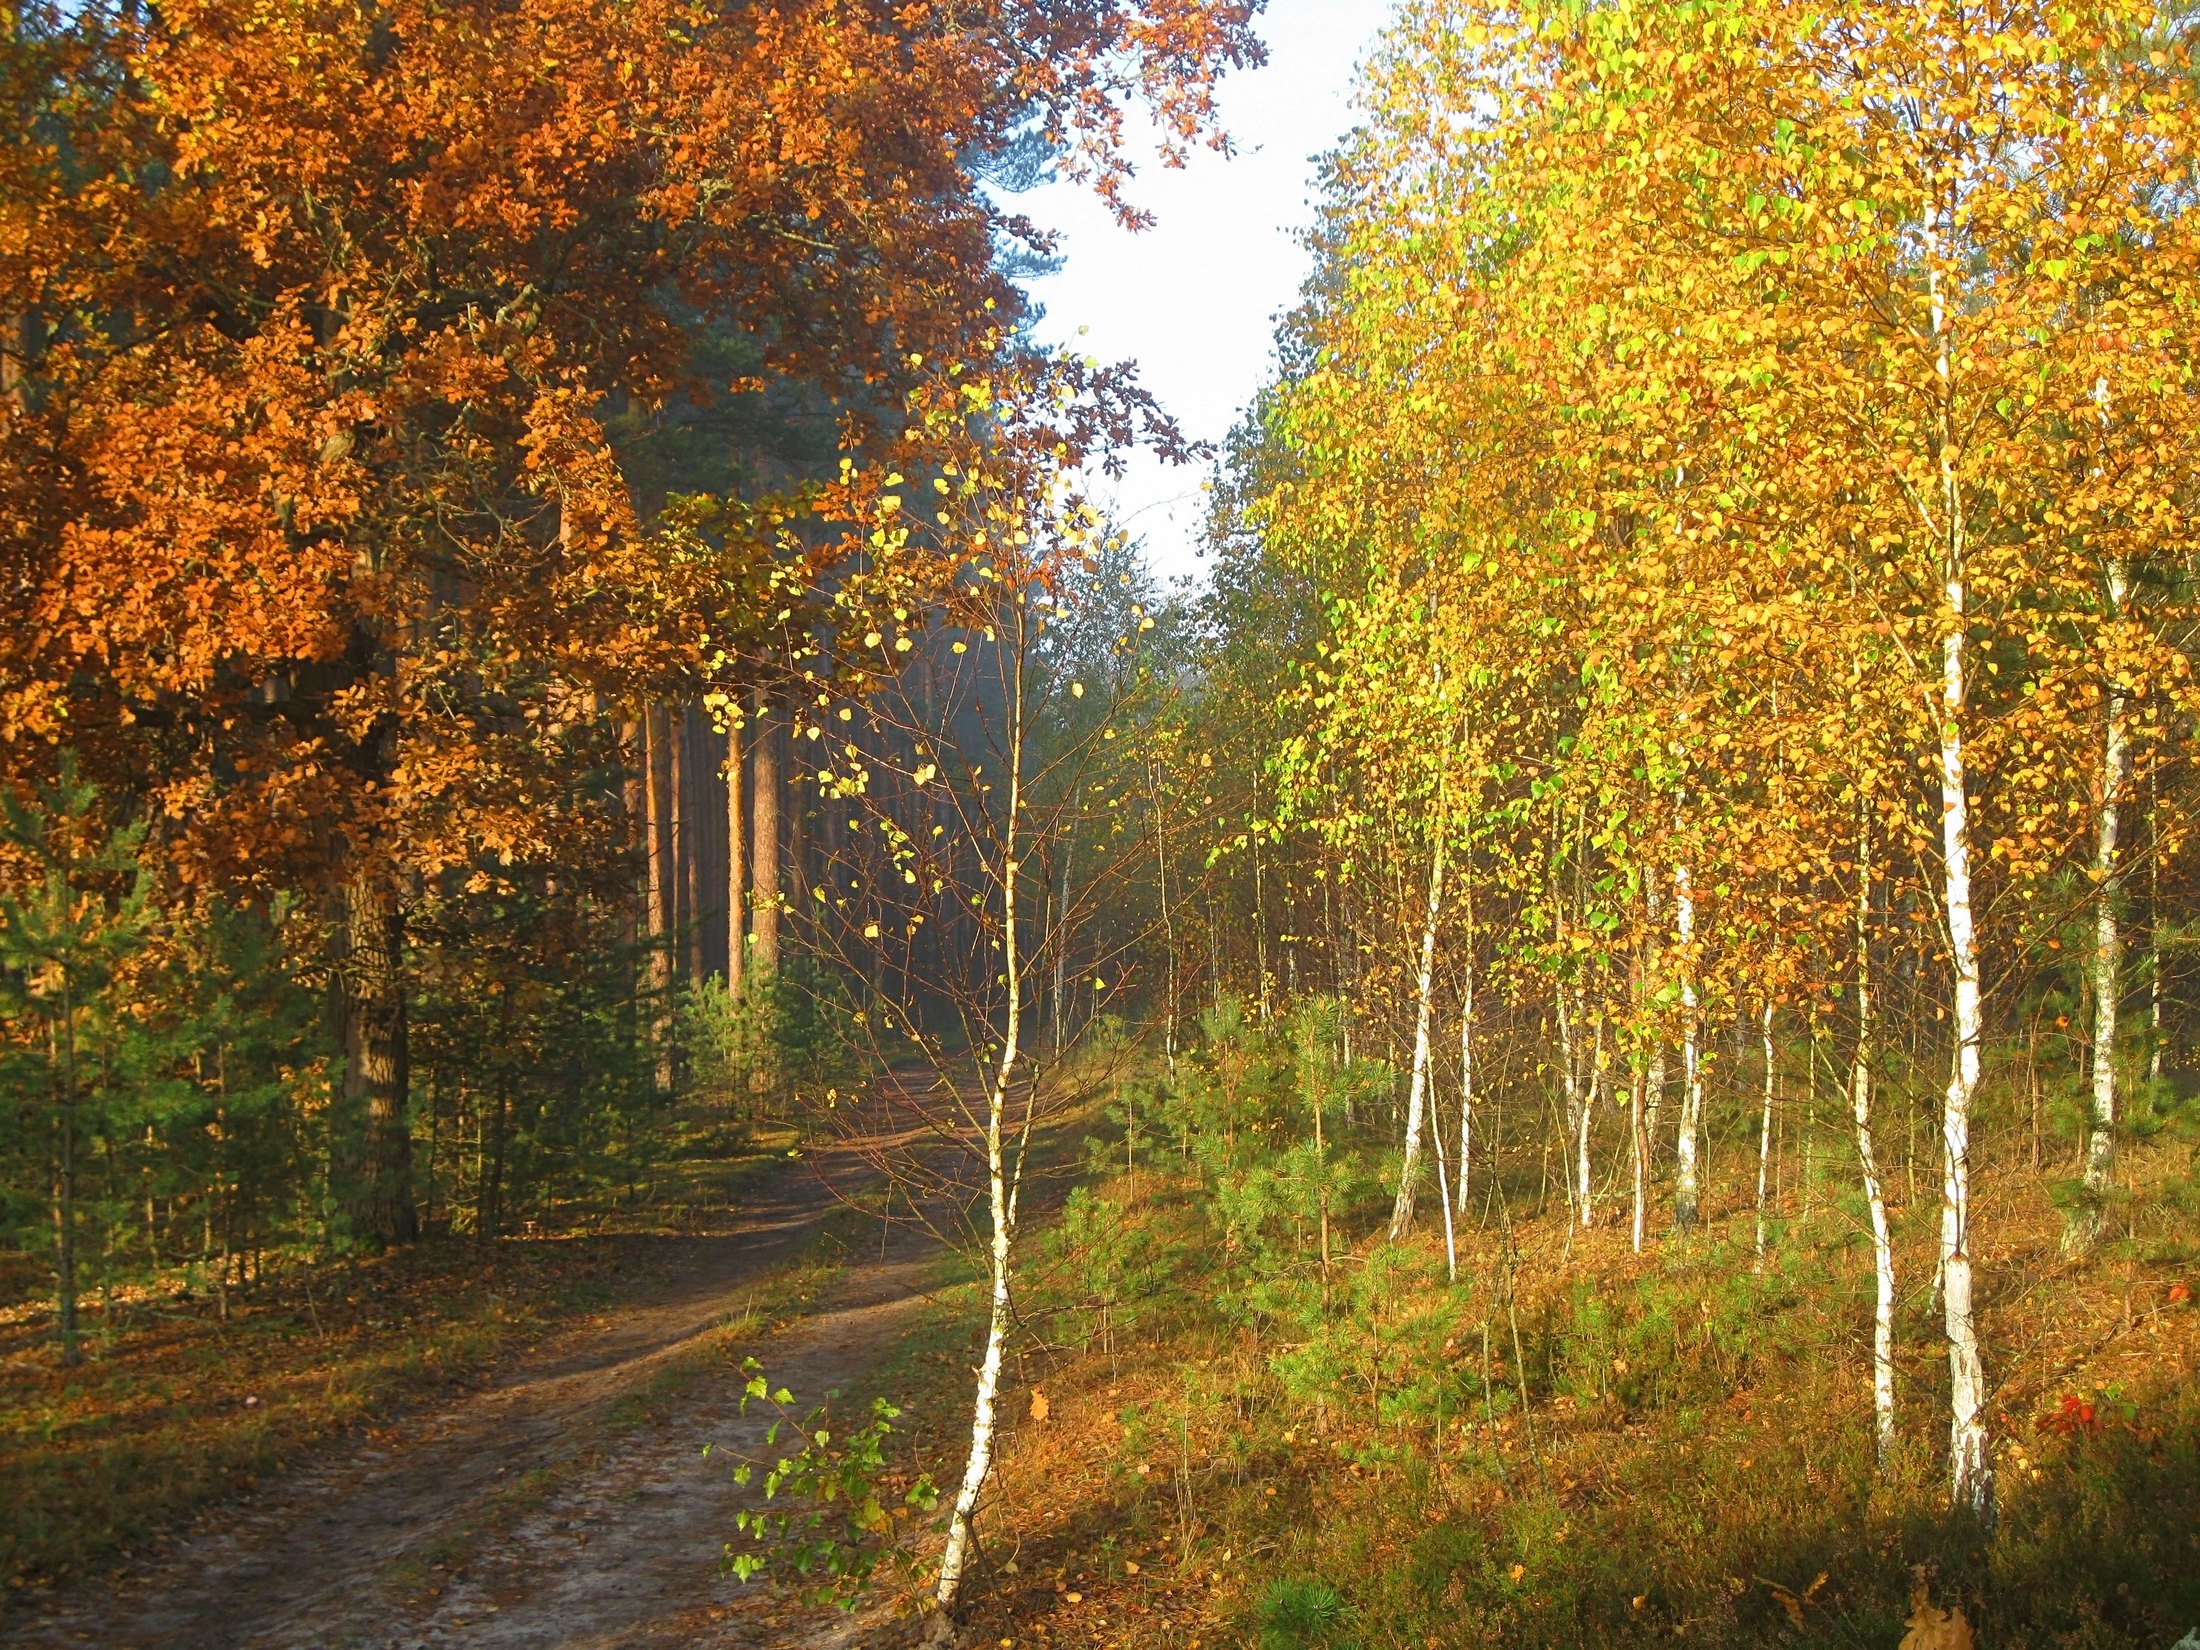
[1015, 0, 1396, 583]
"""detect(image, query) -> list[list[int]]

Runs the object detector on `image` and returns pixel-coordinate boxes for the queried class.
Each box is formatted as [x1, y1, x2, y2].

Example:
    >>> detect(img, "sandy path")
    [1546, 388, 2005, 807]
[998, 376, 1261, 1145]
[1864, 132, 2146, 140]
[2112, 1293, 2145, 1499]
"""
[3, 1143, 947, 1650]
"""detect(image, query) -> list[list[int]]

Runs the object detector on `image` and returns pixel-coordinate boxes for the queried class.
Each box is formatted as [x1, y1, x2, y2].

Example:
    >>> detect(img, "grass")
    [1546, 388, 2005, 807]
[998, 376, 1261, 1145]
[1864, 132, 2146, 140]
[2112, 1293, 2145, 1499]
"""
[866, 1076, 2200, 1650]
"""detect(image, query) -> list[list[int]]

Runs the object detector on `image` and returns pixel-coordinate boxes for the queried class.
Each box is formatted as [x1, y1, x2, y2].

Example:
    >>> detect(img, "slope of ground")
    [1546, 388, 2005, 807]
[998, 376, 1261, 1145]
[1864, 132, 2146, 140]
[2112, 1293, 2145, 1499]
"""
[895, 1117, 2200, 1650]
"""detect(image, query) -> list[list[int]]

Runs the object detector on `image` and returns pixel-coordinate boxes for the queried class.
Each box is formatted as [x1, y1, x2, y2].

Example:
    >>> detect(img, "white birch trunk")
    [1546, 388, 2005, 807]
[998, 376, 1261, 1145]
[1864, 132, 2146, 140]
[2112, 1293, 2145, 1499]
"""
[2077, 556, 2131, 1247]
[1456, 874, 1475, 1216]
[935, 639, 1028, 1615]
[1755, 1002, 1776, 1264]
[1431, 1065, 1458, 1283]
[1577, 1009, 1604, 1228]
[1851, 831, 1897, 1468]
[1674, 857, 1704, 1232]
[1555, 981, 1581, 1227]
[1630, 1058, 1647, 1254]
[1387, 839, 1446, 1240]
[1643, 872, 1667, 1151]
[1929, 250, 1993, 1520]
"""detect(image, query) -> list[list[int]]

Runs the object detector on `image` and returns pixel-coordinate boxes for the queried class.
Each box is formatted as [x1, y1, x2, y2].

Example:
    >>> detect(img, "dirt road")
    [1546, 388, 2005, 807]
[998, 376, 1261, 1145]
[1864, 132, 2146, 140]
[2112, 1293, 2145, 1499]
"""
[3, 1144, 945, 1650]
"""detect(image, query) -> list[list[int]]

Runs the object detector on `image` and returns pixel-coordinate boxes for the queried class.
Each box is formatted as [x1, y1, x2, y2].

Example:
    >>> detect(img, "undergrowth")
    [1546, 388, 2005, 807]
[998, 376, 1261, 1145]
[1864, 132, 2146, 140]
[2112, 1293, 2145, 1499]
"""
[898, 999, 2200, 1649]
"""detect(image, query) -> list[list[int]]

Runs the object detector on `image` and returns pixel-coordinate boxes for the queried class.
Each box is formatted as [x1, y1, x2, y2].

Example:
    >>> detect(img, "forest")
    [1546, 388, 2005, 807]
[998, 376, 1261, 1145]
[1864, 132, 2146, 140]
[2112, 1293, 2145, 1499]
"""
[3, 1, 2199, 1648]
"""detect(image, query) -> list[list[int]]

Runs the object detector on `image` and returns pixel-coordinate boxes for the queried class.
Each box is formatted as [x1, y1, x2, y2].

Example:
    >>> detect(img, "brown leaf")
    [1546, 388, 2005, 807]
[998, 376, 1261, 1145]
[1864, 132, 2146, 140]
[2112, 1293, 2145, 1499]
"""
[1028, 1389, 1049, 1423]
[1901, 1588, 1975, 1650]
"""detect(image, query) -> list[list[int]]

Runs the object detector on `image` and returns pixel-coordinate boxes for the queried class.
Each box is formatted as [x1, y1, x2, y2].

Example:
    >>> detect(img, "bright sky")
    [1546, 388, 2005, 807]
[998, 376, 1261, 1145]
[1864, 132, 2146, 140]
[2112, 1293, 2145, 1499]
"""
[1016, 0, 1396, 584]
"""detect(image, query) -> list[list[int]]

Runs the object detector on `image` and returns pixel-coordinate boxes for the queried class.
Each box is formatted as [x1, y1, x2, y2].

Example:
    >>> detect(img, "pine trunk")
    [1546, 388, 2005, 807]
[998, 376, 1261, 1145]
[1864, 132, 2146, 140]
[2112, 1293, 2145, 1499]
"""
[725, 721, 746, 995]
[341, 870, 417, 1248]
[750, 691, 781, 976]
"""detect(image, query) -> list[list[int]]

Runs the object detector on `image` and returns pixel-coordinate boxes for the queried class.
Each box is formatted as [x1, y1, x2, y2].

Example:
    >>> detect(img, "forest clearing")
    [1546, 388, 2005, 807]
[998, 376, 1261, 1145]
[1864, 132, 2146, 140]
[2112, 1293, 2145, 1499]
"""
[5, 0, 2200, 1646]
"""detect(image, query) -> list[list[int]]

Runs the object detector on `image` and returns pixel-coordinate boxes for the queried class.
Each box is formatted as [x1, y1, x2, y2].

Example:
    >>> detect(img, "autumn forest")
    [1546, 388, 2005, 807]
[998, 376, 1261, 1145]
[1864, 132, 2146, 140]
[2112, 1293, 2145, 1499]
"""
[3, 2, 2199, 1648]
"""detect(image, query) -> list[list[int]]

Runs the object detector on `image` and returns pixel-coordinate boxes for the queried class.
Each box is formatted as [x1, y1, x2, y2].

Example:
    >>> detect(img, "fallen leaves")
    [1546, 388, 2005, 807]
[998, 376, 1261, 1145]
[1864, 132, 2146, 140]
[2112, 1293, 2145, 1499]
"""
[1901, 1571, 1974, 1650]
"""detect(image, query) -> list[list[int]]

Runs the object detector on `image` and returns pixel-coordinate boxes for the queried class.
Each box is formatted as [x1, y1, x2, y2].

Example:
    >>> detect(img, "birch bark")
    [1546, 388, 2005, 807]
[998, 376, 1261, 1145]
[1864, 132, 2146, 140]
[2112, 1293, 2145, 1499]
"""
[2076, 556, 2131, 1248]
[934, 625, 1028, 1617]
[1673, 855, 1704, 1232]
[1929, 248, 1992, 1519]
[1755, 1002, 1776, 1264]
[1386, 837, 1445, 1240]
[1851, 826, 1896, 1467]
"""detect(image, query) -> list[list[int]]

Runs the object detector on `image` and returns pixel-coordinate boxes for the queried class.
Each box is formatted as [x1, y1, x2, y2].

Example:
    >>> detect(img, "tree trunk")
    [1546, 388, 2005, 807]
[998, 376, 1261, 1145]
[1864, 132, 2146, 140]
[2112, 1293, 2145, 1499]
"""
[1643, 871, 1667, 1153]
[936, 631, 1029, 1619]
[1555, 981, 1580, 1226]
[51, 1003, 81, 1366]
[1456, 959, 1475, 1217]
[2149, 764, 2164, 1084]
[750, 691, 781, 976]
[620, 717, 646, 952]
[1674, 856, 1704, 1232]
[1431, 1061, 1458, 1283]
[1386, 839, 1445, 1241]
[1150, 762, 1179, 1074]
[341, 870, 417, 1248]
[1851, 827, 1896, 1468]
[678, 704, 706, 983]
[1930, 250, 1993, 1521]
[645, 706, 676, 1092]
[1629, 1056, 1647, 1254]
[2076, 556, 2131, 1250]
[1755, 1002, 1776, 1265]
[725, 721, 746, 995]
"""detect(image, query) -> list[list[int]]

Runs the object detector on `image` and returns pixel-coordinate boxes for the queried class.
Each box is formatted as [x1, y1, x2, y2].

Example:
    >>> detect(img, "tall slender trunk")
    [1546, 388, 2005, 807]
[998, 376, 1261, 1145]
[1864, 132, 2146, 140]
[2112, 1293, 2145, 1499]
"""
[1852, 823, 1896, 1468]
[1252, 794, 1272, 1022]
[1150, 763, 1179, 1074]
[1577, 1003, 1603, 1228]
[1555, 982, 1580, 1226]
[1674, 855, 1704, 1232]
[679, 705, 707, 982]
[936, 625, 1029, 1618]
[341, 870, 417, 1248]
[750, 691, 781, 976]
[669, 703, 690, 980]
[51, 1000, 80, 1366]
[1929, 249, 1993, 1520]
[2076, 557, 2131, 1248]
[645, 706, 676, 1091]
[620, 717, 646, 953]
[725, 722, 746, 996]
[1643, 871, 1667, 1153]
[1387, 837, 1446, 1241]
[1050, 844, 1072, 1057]
[1630, 1056, 1647, 1254]
[2148, 762, 2163, 1084]
[1755, 1002, 1776, 1264]
[1432, 1073, 1458, 1283]
[1456, 956, 1475, 1215]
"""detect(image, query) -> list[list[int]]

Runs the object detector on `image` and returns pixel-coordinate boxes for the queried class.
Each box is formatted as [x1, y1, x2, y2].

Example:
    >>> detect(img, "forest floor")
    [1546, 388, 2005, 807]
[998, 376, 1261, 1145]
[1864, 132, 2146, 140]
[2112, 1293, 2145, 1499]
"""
[907, 1123, 2200, 1650]
[0, 1107, 958, 1650]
